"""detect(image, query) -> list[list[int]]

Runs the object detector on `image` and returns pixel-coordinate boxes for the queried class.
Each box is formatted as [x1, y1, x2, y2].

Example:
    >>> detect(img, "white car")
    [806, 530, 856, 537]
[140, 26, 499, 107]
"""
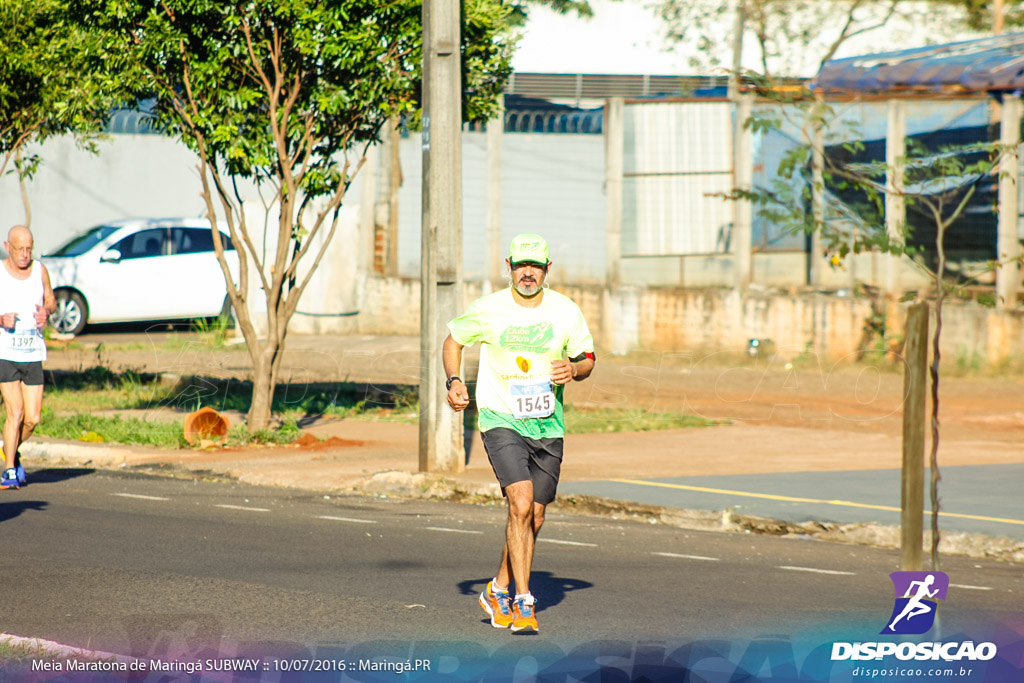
[42, 218, 241, 336]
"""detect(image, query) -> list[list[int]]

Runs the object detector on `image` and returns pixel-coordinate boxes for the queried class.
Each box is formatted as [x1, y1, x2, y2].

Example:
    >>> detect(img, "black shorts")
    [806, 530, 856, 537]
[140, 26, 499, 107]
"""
[0, 360, 43, 386]
[481, 428, 563, 505]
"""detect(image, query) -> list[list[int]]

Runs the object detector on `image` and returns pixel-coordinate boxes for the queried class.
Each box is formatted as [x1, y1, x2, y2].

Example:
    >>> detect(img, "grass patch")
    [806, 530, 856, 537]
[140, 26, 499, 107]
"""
[0, 640, 52, 667]
[35, 411, 187, 448]
[36, 368, 419, 448]
[565, 406, 724, 434]
[37, 368, 723, 448]
[44, 368, 417, 421]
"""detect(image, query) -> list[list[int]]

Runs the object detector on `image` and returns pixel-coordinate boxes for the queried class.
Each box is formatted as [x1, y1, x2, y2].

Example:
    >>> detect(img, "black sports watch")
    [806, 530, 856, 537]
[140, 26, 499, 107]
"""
[446, 376, 462, 391]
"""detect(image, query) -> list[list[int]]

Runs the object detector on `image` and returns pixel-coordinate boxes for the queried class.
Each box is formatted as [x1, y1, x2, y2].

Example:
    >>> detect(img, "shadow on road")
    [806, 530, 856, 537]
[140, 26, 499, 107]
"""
[22, 467, 96, 485]
[0, 500, 48, 522]
[458, 571, 594, 614]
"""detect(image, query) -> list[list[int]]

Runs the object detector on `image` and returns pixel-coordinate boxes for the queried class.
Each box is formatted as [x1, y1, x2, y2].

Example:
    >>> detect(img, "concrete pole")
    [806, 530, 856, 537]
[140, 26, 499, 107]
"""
[605, 97, 624, 290]
[997, 93, 1021, 308]
[885, 99, 906, 300]
[733, 94, 754, 289]
[419, 0, 464, 473]
[486, 95, 504, 290]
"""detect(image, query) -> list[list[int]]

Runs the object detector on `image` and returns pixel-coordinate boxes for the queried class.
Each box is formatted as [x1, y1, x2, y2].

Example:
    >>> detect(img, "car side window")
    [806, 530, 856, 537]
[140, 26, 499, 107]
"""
[113, 228, 166, 259]
[170, 228, 235, 255]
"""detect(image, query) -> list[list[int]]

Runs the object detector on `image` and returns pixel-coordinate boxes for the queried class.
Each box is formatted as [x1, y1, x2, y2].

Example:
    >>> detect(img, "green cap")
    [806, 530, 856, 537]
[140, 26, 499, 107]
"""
[509, 233, 550, 265]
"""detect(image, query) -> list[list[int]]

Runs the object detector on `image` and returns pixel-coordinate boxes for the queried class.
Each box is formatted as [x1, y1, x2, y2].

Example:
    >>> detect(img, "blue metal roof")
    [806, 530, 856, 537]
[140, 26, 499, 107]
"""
[812, 32, 1024, 94]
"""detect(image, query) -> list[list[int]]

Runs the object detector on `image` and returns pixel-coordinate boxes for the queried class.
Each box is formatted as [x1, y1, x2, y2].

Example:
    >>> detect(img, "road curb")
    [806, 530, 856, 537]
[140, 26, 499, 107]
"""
[19, 439, 1024, 565]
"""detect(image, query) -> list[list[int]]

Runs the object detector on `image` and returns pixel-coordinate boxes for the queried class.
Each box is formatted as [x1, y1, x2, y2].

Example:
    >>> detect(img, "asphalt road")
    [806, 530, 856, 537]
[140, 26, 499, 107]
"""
[561, 464, 1024, 541]
[2, 468, 1021, 666]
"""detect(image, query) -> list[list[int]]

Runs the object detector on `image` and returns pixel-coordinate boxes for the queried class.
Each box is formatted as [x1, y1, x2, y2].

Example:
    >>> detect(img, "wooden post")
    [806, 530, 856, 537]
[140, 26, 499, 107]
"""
[419, 0, 464, 473]
[486, 95, 504, 289]
[997, 93, 1021, 308]
[900, 302, 929, 571]
[810, 100, 825, 286]
[885, 99, 906, 299]
[605, 97, 624, 290]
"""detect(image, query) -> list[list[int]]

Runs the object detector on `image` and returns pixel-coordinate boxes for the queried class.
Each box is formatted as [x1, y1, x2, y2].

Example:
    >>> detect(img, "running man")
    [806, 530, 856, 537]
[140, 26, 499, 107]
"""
[0, 225, 57, 490]
[444, 233, 595, 633]
[888, 574, 940, 631]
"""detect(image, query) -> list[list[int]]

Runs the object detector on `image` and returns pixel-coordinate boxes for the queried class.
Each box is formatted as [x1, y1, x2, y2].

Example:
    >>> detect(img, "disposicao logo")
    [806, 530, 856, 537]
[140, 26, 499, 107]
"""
[830, 571, 998, 664]
[881, 571, 949, 635]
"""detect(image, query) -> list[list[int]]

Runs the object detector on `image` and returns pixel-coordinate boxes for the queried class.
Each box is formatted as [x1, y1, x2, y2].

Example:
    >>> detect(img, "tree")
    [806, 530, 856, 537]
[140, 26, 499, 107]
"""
[653, 0, 968, 78]
[72, 0, 512, 433]
[736, 100, 1015, 569]
[0, 0, 118, 225]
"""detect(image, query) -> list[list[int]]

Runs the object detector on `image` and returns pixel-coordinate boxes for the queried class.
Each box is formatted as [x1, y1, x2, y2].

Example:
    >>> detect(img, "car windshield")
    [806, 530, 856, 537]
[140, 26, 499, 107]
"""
[46, 225, 121, 257]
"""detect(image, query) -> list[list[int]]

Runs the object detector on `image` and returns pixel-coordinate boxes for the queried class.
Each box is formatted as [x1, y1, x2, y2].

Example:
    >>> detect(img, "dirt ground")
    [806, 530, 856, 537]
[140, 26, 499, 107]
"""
[41, 333, 1024, 486]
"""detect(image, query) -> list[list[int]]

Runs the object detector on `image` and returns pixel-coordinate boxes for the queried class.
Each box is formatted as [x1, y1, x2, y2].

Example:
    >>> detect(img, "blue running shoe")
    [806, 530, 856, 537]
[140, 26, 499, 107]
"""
[15, 451, 25, 485]
[1, 468, 19, 490]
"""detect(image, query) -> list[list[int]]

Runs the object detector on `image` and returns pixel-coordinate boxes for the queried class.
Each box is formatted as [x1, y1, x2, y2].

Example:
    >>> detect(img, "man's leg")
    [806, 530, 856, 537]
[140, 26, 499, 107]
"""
[495, 501, 546, 593]
[1, 381, 25, 470]
[19, 382, 43, 444]
[502, 480, 536, 598]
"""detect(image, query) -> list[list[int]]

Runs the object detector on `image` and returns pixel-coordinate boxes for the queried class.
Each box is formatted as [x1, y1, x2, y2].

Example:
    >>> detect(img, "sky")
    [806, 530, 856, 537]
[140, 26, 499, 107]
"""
[511, 0, 983, 77]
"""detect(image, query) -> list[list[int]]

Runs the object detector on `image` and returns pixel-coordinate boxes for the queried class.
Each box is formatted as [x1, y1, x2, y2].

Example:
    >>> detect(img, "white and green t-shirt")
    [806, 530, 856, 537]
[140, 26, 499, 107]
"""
[447, 288, 594, 439]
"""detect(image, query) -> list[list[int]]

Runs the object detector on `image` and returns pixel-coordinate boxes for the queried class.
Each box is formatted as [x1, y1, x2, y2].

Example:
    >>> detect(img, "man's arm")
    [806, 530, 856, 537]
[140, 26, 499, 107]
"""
[41, 265, 57, 314]
[551, 353, 595, 385]
[443, 334, 470, 411]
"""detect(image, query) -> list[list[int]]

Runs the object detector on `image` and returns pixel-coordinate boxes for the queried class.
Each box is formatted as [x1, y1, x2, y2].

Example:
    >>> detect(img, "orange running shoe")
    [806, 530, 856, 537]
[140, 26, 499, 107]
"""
[478, 580, 513, 628]
[511, 596, 538, 633]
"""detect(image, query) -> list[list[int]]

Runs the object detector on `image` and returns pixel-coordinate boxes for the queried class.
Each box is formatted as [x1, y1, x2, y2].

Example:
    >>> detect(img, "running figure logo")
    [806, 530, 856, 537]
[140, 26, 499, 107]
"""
[881, 571, 949, 635]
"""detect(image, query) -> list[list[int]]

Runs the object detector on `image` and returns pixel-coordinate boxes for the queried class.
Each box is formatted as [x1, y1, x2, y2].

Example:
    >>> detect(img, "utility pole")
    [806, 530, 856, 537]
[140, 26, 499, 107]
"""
[419, 0, 464, 473]
[994, 0, 1005, 34]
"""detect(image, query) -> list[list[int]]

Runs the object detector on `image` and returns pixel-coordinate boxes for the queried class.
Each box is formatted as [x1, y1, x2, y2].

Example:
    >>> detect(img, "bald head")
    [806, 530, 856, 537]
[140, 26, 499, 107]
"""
[6, 224, 34, 270]
[8, 224, 31, 242]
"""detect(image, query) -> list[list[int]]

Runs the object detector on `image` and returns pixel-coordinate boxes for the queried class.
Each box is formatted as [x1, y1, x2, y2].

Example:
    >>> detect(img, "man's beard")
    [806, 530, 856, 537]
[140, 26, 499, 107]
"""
[514, 277, 541, 297]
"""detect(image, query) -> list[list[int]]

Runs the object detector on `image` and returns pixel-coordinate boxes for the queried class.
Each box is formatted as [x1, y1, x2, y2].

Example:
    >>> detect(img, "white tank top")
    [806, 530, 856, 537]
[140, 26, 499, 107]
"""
[0, 260, 47, 362]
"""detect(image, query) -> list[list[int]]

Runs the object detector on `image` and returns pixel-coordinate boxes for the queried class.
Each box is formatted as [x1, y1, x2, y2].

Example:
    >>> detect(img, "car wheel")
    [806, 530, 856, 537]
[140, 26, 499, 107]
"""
[51, 290, 88, 336]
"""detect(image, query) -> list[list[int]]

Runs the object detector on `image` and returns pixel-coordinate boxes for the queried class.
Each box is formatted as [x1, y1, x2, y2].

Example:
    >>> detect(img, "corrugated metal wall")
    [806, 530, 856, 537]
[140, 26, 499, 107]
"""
[395, 132, 607, 284]
[622, 101, 734, 256]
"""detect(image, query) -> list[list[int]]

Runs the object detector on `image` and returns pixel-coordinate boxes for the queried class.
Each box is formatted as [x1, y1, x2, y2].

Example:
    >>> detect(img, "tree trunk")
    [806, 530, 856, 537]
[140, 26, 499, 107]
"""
[247, 350, 277, 432]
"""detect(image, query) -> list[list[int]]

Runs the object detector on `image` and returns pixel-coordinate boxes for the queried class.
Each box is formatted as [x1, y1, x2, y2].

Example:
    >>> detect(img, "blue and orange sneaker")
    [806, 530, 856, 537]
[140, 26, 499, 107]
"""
[1, 468, 19, 490]
[511, 595, 538, 633]
[15, 452, 25, 486]
[478, 580, 513, 629]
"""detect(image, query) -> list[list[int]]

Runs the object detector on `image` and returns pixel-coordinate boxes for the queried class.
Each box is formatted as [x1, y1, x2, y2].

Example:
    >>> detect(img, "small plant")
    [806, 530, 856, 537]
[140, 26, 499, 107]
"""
[190, 315, 233, 348]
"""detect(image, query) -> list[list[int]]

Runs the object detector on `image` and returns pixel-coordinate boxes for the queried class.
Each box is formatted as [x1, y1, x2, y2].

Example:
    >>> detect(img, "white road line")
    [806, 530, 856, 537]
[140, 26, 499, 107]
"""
[216, 504, 271, 512]
[112, 493, 170, 501]
[424, 527, 483, 535]
[317, 516, 378, 524]
[951, 583, 994, 591]
[653, 552, 721, 562]
[778, 566, 855, 576]
[538, 538, 597, 547]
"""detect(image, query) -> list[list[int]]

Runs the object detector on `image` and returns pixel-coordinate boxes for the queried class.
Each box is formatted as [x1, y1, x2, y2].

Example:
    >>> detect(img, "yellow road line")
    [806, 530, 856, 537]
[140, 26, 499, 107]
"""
[609, 478, 1024, 527]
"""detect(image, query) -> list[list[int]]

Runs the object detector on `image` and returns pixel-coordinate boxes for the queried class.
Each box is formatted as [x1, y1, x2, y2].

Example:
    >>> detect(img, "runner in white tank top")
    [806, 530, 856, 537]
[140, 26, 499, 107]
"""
[0, 225, 56, 490]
